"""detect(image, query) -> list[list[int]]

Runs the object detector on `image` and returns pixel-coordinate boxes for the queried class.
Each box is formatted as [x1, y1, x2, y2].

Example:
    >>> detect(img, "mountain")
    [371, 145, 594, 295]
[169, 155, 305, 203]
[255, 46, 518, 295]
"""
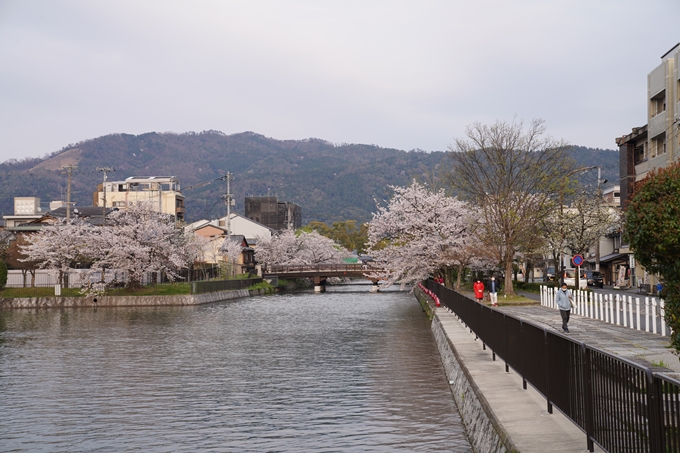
[0, 131, 620, 224]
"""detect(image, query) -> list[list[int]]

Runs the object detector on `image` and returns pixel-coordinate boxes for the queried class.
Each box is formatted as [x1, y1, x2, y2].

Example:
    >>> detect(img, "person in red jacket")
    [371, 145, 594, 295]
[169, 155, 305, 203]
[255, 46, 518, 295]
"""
[473, 278, 485, 302]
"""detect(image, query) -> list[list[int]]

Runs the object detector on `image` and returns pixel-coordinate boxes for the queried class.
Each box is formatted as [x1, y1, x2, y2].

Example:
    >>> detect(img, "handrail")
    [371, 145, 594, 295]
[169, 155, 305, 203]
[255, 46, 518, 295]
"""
[426, 279, 679, 453]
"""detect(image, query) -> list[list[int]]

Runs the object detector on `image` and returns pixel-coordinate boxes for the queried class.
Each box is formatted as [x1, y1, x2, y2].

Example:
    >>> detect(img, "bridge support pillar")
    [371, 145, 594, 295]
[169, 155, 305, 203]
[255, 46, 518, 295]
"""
[370, 280, 380, 293]
[314, 276, 326, 293]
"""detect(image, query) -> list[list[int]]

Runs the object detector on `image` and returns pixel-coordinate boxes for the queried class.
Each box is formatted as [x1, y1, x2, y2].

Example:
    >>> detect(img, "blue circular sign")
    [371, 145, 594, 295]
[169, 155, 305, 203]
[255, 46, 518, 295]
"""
[572, 255, 584, 266]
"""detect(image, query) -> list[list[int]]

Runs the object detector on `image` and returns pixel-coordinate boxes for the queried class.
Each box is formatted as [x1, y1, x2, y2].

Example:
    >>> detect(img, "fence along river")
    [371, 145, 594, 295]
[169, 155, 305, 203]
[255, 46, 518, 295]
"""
[0, 283, 472, 452]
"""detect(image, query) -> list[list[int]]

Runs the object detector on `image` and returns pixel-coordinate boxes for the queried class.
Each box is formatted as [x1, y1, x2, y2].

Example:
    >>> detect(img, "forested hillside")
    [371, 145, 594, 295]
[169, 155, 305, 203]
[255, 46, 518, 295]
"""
[0, 131, 620, 224]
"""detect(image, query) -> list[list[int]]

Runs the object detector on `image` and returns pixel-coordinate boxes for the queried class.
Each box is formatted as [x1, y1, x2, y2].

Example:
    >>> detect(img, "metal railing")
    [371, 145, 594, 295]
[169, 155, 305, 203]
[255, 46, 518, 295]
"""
[266, 263, 368, 274]
[426, 280, 680, 453]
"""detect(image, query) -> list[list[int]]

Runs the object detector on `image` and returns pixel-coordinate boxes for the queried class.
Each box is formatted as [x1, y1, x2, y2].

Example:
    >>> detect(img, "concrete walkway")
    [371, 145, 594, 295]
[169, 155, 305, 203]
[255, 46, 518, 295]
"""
[436, 306, 605, 452]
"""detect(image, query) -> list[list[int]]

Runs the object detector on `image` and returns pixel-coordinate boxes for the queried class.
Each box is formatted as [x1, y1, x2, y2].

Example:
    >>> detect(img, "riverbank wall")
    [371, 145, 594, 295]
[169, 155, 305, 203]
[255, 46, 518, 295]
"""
[415, 288, 515, 453]
[0, 288, 270, 309]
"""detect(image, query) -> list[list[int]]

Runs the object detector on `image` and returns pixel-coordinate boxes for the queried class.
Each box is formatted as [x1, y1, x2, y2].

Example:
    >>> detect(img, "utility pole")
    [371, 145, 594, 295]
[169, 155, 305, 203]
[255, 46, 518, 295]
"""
[60, 164, 78, 222]
[223, 172, 234, 239]
[595, 167, 608, 273]
[96, 167, 114, 226]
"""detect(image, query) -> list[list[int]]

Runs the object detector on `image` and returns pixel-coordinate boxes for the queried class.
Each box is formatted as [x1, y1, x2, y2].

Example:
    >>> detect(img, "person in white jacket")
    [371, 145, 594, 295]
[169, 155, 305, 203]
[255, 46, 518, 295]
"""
[555, 283, 575, 333]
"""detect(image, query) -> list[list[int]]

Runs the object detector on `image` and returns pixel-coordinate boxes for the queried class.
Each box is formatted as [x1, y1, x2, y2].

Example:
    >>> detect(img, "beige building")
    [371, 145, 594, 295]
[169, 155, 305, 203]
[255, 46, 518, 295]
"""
[92, 176, 185, 222]
[618, 43, 680, 205]
[616, 42, 680, 292]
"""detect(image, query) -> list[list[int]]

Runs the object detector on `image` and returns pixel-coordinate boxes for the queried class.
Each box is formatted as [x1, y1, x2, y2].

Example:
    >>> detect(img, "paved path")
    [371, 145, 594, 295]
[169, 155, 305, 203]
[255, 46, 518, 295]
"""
[500, 302, 680, 377]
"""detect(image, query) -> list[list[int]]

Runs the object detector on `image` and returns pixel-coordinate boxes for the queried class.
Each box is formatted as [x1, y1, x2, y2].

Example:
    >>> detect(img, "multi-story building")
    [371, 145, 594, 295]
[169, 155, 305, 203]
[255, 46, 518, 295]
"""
[616, 42, 680, 291]
[618, 43, 680, 207]
[244, 196, 301, 231]
[92, 176, 185, 222]
[2, 197, 43, 228]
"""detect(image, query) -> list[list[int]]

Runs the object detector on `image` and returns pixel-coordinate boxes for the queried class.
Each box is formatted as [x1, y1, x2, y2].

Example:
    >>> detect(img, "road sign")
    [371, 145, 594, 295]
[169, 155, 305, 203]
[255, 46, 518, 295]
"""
[572, 254, 584, 267]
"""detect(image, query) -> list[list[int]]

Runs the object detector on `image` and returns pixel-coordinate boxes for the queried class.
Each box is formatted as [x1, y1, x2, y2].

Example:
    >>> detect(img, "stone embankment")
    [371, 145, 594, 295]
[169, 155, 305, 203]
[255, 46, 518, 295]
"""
[0, 288, 270, 309]
[416, 288, 512, 452]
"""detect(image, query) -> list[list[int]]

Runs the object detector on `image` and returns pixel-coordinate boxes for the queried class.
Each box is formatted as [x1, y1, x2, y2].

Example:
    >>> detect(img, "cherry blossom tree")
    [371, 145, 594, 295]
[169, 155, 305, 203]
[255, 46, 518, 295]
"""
[220, 236, 243, 277]
[19, 219, 95, 286]
[255, 229, 349, 268]
[94, 202, 195, 288]
[366, 180, 471, 287]
[21, 202, 202, 292]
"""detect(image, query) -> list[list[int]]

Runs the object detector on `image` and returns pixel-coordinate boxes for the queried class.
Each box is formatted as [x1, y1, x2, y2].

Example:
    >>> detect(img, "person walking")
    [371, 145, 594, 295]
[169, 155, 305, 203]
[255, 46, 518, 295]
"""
[487, 275, 501, 306]
[473, 278, 485, 302]
[555, 283, 575, 333]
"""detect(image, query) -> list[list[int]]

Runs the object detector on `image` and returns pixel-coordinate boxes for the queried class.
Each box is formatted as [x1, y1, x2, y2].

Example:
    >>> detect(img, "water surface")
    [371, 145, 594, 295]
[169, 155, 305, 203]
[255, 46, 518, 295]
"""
[0, 284, 471, 452]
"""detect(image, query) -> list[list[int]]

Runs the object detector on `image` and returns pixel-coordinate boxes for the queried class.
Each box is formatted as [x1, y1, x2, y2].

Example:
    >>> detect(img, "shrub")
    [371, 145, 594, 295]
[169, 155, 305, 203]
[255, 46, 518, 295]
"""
[0, 260, 7, 290]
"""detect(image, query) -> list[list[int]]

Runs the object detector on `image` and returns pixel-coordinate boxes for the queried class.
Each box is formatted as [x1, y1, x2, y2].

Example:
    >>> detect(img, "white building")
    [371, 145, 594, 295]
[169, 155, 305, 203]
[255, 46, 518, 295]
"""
[92, 176, 185, 222]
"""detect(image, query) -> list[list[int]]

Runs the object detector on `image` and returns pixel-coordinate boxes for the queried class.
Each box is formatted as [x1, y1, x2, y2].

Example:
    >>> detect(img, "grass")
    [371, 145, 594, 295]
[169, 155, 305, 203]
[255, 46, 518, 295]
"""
[1, 282, 194, 298]
[1, 274, 267, 298]
[459, 288, 539, 306]
[248, 281, 276, 294]
[104, 282, 192, 296]
[650, 359, 670, 368]
[491, 294, 540, 306]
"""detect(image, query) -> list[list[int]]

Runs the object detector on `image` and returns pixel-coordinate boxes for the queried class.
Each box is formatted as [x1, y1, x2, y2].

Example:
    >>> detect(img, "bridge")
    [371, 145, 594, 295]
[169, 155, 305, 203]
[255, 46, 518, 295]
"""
[263, 263, 380, 292]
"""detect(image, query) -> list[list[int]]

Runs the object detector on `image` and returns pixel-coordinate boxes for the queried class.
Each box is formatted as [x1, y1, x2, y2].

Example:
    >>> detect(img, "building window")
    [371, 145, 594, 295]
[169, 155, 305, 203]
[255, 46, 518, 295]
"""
[650, 133, 666, 158]
[634, 143, 646, 164]
[650, 90, 666, 117]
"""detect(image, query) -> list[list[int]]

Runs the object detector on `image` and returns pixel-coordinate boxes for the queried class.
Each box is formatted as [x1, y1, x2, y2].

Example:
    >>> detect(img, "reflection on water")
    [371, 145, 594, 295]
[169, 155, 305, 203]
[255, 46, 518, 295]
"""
[0, 283, 471, 452]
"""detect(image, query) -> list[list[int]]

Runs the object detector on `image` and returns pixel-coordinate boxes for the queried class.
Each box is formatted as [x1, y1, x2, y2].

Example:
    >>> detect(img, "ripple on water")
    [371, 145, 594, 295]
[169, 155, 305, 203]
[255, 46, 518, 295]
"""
[0, 286, 471, 452]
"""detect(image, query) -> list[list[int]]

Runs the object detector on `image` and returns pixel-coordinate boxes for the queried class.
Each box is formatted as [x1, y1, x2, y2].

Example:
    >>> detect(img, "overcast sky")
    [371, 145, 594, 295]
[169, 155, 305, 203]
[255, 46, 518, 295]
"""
[0, 0, 678, 162]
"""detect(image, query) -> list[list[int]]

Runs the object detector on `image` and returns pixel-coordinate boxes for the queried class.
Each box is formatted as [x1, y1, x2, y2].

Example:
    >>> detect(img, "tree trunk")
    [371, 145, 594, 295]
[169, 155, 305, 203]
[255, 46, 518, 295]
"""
[456, 264, 464, 290]
[504, 258, 515, 295]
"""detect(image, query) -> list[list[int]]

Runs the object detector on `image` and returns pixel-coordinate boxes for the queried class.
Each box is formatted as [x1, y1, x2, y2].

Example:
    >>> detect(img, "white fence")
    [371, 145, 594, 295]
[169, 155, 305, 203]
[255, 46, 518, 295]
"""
[6, 269, 161, 288]
[540, 285, 669, 337]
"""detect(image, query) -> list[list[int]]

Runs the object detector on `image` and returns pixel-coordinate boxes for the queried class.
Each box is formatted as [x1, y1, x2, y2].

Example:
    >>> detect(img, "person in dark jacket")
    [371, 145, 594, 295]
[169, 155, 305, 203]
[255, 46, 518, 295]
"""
[487, 276, 501, 306]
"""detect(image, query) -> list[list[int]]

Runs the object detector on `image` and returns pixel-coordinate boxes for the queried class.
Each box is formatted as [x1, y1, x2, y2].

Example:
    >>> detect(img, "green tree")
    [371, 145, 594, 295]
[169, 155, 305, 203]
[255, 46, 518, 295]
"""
[448, 118, 574, 295]
[303, 220, 368, 254]
[0, 260, 7, 290]
[624, 162, 680, 352]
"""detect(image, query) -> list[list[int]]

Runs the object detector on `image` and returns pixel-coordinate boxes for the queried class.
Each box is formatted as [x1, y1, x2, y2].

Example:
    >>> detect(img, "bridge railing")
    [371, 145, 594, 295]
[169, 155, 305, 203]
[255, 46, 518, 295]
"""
[265, 263, 368, 274]
[426, 280, 680, 453]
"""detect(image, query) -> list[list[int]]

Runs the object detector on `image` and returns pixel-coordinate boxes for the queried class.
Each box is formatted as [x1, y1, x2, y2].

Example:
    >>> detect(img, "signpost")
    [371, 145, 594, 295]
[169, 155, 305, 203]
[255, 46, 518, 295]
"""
[572, 254, 584, 267]
[572, 254, 584, 289]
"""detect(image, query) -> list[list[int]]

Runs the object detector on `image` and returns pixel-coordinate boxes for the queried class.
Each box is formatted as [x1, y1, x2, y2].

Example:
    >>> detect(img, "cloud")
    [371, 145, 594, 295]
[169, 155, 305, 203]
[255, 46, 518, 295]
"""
[0, 0, 678, 161]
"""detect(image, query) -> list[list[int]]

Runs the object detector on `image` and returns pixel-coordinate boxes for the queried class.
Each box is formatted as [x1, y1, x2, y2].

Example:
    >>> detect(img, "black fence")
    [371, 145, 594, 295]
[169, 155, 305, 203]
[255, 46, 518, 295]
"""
[191, 278, 263, 294]
[426, 280, 680, 453]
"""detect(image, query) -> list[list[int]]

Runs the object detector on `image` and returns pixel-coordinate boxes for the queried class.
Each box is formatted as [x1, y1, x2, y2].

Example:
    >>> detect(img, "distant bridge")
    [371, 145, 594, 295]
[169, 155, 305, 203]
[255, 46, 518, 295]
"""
[263, 263, 381, 292]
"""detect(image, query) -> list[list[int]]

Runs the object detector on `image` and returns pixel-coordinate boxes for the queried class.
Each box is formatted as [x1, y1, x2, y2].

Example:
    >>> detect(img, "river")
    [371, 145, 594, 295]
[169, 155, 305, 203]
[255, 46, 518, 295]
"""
[0, 283, 472, 452]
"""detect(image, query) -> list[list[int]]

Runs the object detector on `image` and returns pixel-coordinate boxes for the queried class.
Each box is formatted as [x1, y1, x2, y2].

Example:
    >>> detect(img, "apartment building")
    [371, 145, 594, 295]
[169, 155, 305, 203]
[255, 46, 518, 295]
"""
[618, 43, 680, 207]
[615, 42, 680, 290]
[244, 196, 301, 231]
[92, 176, 185, 222]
